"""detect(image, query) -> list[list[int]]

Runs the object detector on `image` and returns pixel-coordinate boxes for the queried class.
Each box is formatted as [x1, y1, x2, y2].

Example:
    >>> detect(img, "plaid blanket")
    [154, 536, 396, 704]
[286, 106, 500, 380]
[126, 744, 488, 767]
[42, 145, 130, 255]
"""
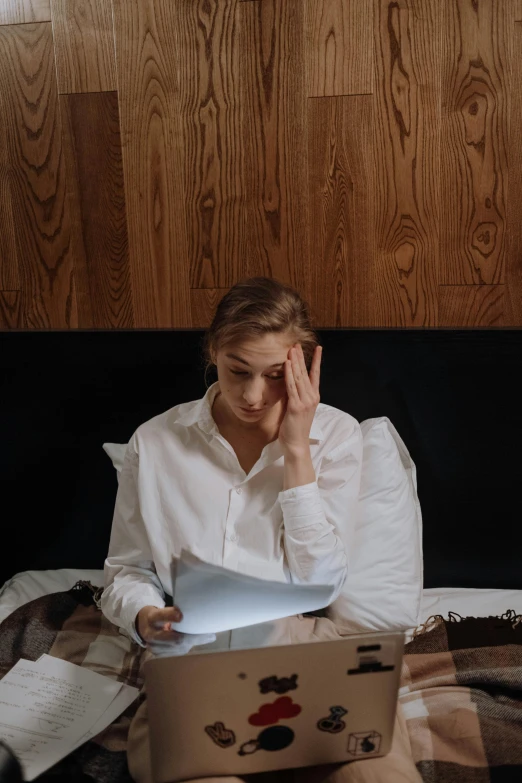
[0, 582, 144, 782]
[401, 611, 522, 782]
[1, 584, 522, 782]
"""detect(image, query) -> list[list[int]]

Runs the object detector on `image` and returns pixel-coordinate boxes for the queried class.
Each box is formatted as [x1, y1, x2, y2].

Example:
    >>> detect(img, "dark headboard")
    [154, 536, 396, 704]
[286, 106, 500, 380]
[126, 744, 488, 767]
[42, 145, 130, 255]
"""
[1, 329, 521, 590]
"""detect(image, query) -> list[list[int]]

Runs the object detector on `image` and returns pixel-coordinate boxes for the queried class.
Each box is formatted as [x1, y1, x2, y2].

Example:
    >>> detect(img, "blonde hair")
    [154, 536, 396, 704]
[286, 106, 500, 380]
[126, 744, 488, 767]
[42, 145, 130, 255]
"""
[202, 277, 319, 381]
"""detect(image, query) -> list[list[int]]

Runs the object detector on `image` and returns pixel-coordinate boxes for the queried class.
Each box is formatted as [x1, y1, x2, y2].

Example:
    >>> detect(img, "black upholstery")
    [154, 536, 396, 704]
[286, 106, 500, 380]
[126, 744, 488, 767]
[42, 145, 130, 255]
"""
[1, 329, 521, 589]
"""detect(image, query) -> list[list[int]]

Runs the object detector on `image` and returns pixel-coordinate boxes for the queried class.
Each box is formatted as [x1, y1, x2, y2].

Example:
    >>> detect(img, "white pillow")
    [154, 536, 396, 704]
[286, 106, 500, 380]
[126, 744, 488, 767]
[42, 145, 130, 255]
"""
[102, 442, 127, 481]
[329, 416, 423, 632]
[102, 416, 424, 632]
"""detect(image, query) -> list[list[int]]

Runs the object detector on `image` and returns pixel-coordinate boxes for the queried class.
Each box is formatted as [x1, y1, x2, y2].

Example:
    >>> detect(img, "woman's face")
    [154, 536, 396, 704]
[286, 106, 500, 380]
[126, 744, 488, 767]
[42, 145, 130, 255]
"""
[213, 333, 296, 426]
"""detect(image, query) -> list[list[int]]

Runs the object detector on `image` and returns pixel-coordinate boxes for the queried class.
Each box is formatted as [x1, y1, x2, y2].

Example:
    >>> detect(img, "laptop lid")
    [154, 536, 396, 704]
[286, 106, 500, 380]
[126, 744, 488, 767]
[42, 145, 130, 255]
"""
[145, 631, 404, 783]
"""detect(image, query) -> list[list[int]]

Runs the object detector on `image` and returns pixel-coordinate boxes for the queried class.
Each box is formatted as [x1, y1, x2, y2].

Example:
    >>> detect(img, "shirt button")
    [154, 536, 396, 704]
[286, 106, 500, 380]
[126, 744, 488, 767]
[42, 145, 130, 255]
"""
[235, 487, 242, 494]
[227, 533, 238, 542]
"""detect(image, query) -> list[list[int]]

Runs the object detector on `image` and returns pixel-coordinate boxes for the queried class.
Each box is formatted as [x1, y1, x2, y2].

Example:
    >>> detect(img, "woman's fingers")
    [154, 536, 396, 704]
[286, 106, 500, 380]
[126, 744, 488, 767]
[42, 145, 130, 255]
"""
[150, 606, 183, 626]
[309, 345, 322, 393]
[149, 628, 185, 643]
[288, 344, 319, 402]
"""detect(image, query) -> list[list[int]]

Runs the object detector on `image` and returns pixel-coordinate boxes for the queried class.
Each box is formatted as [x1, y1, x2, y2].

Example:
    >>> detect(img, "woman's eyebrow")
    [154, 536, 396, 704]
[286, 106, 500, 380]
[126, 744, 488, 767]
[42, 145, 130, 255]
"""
[225, 353, 285, 368]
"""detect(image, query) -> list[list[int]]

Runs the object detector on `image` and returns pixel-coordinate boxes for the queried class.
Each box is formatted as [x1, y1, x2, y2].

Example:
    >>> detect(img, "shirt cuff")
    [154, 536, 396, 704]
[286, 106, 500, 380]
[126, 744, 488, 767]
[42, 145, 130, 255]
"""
[278, 481, 323, 530]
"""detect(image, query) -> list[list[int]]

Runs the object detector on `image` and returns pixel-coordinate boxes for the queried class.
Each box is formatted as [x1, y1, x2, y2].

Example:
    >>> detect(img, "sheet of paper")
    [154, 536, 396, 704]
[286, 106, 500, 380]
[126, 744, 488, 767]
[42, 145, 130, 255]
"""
[37, 655, 139, 748]
[171, 550, 335, 635]
[0, 657, 123, 781]
[73, 682, 139, 748]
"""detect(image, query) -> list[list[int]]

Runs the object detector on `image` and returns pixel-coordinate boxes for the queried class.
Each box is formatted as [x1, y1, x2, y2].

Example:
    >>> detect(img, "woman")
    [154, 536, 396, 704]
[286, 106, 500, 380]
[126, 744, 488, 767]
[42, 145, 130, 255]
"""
[101, 278, 419, 783]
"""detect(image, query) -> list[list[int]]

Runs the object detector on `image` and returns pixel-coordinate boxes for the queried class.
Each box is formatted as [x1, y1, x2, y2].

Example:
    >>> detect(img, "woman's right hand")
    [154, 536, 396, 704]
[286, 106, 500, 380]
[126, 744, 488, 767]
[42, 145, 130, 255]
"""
[137, 605, 184, 643]
[136, 605, 216, 657]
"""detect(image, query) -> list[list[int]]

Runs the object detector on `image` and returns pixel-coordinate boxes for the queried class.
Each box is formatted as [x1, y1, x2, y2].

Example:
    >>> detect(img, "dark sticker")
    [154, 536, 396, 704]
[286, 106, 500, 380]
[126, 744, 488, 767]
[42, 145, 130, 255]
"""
[317, 706, 348, 734]
[347, 663, 394, 675]
[347, 645, 394, 675]
[259, 674, 298, 695]
[205, 722, 236, 748]
[347, 731, 381, 756]
[249, 696, 301, 726]
[238, 725, 295, 755]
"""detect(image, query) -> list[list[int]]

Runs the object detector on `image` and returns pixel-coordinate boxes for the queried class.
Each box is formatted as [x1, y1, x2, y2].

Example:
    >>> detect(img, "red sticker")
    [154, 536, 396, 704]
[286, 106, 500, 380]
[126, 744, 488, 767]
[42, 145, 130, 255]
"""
[248, 696, 302, 727]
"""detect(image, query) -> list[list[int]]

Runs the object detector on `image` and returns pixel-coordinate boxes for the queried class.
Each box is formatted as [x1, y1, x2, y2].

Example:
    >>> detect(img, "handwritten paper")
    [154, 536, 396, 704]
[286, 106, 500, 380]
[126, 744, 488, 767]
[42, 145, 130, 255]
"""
[0, 656, 138, 781]
[171, 550, 336, 635]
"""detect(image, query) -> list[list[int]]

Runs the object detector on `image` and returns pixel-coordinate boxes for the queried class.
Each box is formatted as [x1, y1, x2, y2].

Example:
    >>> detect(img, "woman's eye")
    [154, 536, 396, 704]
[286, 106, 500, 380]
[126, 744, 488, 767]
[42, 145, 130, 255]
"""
[230, 370, 283, 380]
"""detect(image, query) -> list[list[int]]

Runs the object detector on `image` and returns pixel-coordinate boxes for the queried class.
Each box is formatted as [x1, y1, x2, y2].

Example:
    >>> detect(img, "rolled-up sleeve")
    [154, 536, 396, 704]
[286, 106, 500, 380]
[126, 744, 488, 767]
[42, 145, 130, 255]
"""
[278, 421, 362, 601]
[101, 437, 166, 646]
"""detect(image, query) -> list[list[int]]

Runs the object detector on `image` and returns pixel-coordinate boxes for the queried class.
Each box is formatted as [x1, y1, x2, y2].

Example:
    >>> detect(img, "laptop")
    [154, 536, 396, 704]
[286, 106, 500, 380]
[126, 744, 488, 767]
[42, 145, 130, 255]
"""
[145, 630, 404, 782]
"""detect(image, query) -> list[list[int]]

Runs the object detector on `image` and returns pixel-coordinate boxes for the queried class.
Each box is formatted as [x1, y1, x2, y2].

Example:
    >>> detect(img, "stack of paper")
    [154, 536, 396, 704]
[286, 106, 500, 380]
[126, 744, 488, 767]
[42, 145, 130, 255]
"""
[0, 654, 138, 781]
[171, 550, 336, 634]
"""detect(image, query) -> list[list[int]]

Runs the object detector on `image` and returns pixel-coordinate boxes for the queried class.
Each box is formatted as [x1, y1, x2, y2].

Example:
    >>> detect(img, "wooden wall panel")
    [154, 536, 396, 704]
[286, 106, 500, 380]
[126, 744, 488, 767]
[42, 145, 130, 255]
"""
[174, 0, 242, 289]
[240, 0, 310, 297]
[190, 288, 229, 328]
[439, 285, 504, 326]
[50, 0, 117, 94]
[308, 96, 374, 326]
[440, 0, 513, 285]
[112, 0, 190, 328]
[372, 0, 440, 327]
[0, 0, 50, 25]
[0, 23, 77, 328]
[306, 0, 373, 97]
[0, 168, 20, 290]
[0, 0, 521, 331]
[61, 92, 133, 328]
[0, 292, 21, 328]
[505, 21, 522, 326]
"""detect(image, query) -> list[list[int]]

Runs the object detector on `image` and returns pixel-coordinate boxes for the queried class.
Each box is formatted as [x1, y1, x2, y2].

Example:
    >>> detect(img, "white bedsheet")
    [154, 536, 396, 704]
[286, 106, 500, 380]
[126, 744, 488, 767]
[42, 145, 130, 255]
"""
[0, 569, 105, 624]
[1, 569, 522, 630]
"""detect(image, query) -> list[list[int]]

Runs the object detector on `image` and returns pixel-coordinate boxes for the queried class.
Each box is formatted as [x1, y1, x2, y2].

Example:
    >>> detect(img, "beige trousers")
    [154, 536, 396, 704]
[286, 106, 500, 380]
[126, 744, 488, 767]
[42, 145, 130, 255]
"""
[127, 617, 421, 783]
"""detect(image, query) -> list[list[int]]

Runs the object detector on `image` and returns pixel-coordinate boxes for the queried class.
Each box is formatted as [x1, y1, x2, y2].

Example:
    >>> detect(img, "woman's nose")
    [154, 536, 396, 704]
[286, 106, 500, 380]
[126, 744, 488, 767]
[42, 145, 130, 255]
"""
[242, 377, 265, 405]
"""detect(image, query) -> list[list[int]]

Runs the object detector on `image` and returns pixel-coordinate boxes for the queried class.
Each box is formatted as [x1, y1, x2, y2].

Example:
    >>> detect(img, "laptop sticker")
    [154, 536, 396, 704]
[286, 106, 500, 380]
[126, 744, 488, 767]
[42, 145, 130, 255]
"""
[204, 722, 236, 749]
[347, 644, 395, 675]
[347, 730, 382, 756]
[258, 674, 298, 695]
[238, 725, 295, 755]
[248, 696, 302, 726]
[317, 706, 348, 734]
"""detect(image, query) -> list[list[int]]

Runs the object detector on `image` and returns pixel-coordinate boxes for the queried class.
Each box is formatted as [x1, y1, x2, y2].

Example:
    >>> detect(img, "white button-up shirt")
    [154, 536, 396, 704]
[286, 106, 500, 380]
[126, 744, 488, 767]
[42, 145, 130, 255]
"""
[101, 382, 362, 645]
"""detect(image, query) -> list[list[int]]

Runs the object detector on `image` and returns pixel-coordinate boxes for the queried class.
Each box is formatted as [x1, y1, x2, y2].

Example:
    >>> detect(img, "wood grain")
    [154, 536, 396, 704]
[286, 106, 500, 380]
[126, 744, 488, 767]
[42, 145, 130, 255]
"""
[174, 0, 242, 289]
[240, 0, 310, 298]
[0, 291, 21, 328]
[190, 288, 229, 327]
[440, 0, 513, 285]
[308, 96, 374, 326]
[0, 0, 50, 25]
[61, 92, 133, 328]
[0, 23, 77, 328]
[439, 285, 504, 326]
[505, 21, 522, 326]
[0, 53, 20, 292]
[112, 0, 190, 327]
[50, 0, 116, 93]
[306, 0, 373, 97]
[372, 0, 440, 326]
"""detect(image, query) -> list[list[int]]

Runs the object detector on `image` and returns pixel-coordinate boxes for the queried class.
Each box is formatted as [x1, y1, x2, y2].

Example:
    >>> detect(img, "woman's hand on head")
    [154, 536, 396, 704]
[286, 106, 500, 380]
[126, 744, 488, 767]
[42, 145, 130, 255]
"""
[278, 343, 322, 456]
[136, 606, 216, 657]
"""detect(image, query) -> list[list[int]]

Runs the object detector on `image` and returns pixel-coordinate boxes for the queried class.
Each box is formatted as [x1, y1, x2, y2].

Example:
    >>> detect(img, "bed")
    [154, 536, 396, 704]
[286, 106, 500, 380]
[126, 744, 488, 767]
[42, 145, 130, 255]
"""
[1, 328, 522, 781]
[3, 567, 522, 639]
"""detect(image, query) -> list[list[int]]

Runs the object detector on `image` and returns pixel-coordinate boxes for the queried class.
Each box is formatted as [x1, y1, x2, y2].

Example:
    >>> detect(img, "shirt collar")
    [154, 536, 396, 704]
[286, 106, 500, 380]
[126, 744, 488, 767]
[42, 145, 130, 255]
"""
[175, 381, 324, 441]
